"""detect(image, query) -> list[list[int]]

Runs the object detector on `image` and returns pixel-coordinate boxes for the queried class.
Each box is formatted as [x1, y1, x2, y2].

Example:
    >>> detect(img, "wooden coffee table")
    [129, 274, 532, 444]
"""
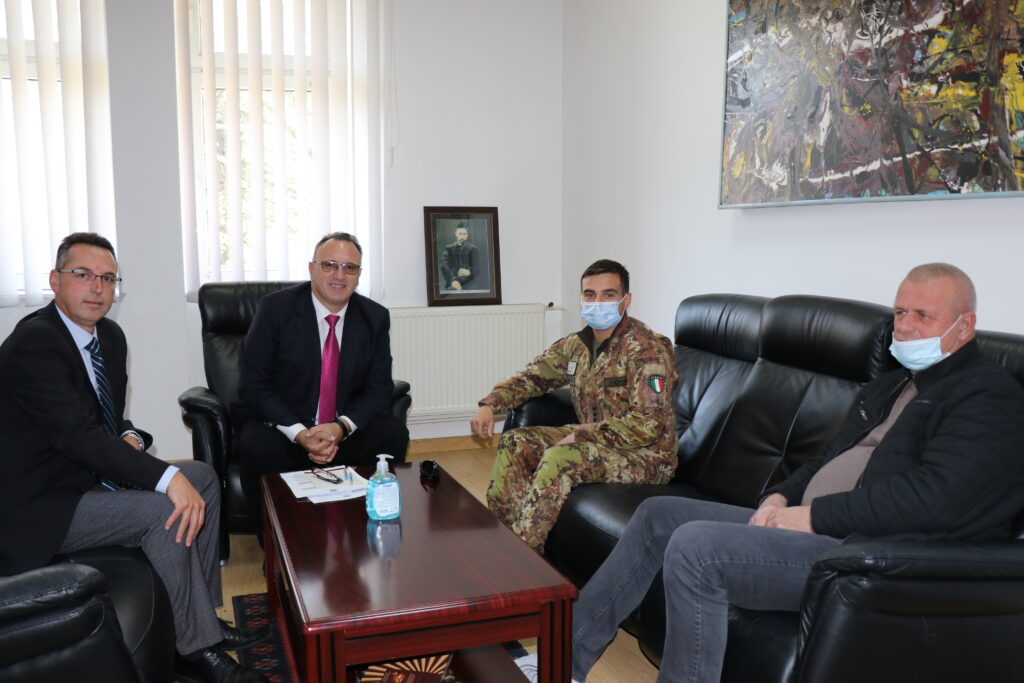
[261, 463, 578, 682]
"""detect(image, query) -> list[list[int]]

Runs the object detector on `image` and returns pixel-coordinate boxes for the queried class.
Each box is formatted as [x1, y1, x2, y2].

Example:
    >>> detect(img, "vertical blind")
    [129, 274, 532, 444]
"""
[0, 0, 115, 307]
[174, 0, 384, 298]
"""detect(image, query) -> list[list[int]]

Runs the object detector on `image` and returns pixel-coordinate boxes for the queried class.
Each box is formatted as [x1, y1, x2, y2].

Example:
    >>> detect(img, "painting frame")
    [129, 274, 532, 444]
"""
[718, 1, 1024, 209]
[423, 206, 502, 306]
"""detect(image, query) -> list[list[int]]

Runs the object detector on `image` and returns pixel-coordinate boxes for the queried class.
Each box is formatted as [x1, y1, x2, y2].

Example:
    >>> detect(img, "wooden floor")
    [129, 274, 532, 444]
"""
[218, 441, 658, 683]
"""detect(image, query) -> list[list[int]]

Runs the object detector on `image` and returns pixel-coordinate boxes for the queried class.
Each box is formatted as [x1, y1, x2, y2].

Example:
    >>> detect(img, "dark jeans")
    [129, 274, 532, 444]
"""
[571, 497, 840, 682]
[239, 412, 409, 528]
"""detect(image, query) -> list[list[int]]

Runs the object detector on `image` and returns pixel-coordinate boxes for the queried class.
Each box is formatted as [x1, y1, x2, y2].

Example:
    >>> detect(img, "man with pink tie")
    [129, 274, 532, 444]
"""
[237, 232, 408, 526]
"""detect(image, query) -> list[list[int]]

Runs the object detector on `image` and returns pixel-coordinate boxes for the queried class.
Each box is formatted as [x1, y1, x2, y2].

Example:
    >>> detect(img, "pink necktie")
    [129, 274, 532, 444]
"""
[317, 314, 340, 424]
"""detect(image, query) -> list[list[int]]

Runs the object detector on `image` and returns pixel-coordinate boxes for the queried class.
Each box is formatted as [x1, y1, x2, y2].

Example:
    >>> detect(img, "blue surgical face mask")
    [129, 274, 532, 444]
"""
[580, 298, 625, 331]
[889, 315, 962, 371]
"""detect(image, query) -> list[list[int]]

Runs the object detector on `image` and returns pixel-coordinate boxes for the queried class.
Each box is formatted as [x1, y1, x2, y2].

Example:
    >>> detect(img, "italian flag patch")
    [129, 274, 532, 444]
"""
[648, 375, 666, 393]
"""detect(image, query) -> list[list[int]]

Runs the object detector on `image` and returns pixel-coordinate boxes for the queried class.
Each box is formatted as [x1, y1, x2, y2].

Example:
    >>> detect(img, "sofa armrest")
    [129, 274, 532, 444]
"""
[178, 386, 230, 474]
[812, 539, 1024, 580]
[178, 386, 228, 420]
[0, 564, 105, 626]
[503, 388, 577, 432]
[801, 539, 1024, 619]
[790, 539, 1024, 682]
[0, 563, 141, 683]
[391, 380, 412, 423]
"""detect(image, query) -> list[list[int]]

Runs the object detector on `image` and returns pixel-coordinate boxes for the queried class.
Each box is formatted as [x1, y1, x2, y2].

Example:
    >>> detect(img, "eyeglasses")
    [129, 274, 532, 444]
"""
[311, 466, 342, 484]
[312, 260, 362, 275]
[58, 269, 122, 286]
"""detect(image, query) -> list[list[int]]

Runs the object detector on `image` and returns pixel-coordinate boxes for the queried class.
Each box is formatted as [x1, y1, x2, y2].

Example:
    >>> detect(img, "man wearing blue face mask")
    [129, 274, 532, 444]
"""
[562, 262, 1024, 683]
[470, 259, 678, 551]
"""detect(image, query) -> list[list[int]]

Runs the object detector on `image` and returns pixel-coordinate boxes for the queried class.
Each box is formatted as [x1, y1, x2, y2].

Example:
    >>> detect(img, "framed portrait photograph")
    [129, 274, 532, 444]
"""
[423, 206, 502, 306]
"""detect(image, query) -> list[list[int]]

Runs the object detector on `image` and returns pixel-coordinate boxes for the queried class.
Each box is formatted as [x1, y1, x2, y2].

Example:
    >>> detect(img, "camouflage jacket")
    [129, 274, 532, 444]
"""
[480, 316, 678, 458]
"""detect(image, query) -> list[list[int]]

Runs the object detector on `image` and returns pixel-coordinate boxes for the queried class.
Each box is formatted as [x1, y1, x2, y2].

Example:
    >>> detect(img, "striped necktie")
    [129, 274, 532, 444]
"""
[86, 337, 121, 491]
[86, 337, 119, 435]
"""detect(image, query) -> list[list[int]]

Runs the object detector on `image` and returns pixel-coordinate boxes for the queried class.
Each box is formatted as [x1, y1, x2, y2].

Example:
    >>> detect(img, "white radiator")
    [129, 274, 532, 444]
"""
[389, 304, 548, 418]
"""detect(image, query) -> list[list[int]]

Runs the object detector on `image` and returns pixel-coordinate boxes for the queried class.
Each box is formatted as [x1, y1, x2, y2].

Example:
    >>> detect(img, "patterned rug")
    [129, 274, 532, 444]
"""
[231, 593, 299, 683]
[231, 593, 470, 682]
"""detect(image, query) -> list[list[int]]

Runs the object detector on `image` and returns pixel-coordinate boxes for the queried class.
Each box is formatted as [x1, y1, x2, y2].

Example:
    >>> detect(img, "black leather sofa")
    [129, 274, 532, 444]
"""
[506, 293, 1024, 682]
[0, 547, 174, 683]
[178, 281, 412, 561]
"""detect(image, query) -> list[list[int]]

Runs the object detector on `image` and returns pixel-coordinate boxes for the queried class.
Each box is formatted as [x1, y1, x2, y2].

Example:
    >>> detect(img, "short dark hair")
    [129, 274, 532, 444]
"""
[313, 232, 363, 257]
[55, 232, 117, 270]
[580, 259, 629, 293]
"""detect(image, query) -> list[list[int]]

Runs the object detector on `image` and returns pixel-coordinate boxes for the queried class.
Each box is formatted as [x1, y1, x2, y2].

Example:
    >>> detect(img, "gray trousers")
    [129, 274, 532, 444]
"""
[571, 497, 841, 682]
[57, 460, 223, 655]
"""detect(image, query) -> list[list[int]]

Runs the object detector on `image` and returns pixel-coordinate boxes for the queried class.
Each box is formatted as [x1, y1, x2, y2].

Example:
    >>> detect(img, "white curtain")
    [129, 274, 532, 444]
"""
[174, 0, 385, 298]
[0, 0, 115, 307]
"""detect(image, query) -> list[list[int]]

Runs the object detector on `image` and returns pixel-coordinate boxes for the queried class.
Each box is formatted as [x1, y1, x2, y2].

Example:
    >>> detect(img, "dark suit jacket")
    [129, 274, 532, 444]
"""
[441, 241, 479, 288]
[0, 302, 166, 575]
[237, 283, 395, 431]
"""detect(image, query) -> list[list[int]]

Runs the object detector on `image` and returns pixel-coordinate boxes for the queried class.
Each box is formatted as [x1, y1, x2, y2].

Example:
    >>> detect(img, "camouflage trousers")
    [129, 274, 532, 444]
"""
[486, 426, 675, 550]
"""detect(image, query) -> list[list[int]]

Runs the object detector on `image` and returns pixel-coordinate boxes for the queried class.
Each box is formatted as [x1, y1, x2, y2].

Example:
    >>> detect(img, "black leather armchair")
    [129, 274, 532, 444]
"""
[506, 294, 1024, 682]
[0, 548, 174, 683]
[178, 281, 412, 561]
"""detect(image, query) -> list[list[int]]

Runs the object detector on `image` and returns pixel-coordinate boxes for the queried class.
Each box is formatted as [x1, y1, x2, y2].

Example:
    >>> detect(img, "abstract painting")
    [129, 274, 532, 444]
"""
[720, 1, 1024, 207]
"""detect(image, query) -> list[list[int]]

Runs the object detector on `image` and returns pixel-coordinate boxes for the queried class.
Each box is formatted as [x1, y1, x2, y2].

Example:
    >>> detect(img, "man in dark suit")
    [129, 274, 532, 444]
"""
[440, 223, 480, 290]
[0, 233, 267, 683]
[237, 232, 409, 524]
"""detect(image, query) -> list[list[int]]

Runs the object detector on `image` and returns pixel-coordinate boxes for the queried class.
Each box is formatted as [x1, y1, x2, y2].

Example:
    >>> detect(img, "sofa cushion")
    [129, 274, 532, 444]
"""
[759, 295, 897, 383]
[673, 294, 896, 507]
[544, 482, 717, 588]
[673, 295, 767, 484]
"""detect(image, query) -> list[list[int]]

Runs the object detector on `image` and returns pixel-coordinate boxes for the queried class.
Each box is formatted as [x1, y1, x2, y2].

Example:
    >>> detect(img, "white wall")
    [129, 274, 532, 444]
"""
[382, 0, 563, 309]
[562, 0, 1024, 340]
[103, 0, 192, 460]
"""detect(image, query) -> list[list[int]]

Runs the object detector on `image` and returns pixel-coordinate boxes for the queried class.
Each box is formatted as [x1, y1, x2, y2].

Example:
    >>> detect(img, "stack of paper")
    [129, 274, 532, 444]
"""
[279, 467, 369, 504]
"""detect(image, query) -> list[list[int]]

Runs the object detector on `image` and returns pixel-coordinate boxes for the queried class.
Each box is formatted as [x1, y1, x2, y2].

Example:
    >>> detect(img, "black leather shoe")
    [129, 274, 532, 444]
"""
[217, 617, 272, 650]
[177, 647, 268, 683]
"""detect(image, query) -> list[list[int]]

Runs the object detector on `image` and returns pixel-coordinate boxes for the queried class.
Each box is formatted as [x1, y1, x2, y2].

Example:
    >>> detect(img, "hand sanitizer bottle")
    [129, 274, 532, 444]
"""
[366, 454, 400, 521]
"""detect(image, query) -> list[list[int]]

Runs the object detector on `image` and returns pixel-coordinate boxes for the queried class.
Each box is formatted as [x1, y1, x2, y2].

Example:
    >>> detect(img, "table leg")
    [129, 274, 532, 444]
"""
[538, 598, 573, 683]
[303, 633, 320, 683]
[263, 510, 279, 609]
[333, 634, 349, 683]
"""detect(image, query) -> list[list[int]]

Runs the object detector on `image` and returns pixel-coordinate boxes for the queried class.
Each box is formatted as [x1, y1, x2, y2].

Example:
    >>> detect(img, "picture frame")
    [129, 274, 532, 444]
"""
[719, 1, 1024, 208]
[423, 206, 502, 306]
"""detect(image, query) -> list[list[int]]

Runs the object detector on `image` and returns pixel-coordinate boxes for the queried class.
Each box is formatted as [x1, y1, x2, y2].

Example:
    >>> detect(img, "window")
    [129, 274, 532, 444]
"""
[174, 0, 389, 298]
[0, 0, 115, 306]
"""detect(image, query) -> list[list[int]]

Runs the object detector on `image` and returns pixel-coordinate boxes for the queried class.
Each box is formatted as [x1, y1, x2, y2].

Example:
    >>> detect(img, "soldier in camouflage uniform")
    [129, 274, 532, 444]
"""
[471, 260, 678, 550]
